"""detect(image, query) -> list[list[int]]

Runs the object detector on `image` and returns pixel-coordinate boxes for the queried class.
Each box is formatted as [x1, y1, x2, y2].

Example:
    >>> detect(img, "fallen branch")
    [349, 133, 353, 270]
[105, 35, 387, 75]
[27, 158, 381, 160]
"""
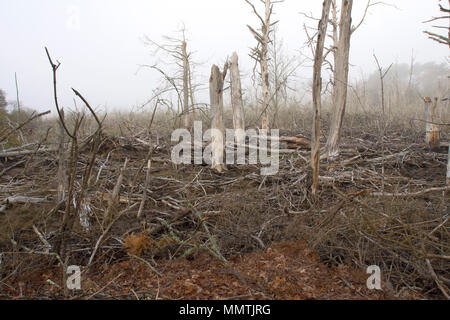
[425, 259, 450, 299]
[88, 202, 139, 267]
[3, 196, 49, 204]
[0, 147, 57, 158]
[370, 186, 450, 197]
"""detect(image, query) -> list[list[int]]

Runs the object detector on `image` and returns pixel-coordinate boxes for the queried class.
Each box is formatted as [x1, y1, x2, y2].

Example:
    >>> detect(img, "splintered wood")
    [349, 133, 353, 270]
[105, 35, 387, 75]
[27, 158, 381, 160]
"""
[424, 97, 440, 150]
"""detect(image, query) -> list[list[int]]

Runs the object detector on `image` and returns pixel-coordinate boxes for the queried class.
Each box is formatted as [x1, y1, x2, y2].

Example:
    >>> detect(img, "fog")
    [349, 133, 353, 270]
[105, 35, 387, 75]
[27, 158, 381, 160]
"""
[0, 0, 448, 113]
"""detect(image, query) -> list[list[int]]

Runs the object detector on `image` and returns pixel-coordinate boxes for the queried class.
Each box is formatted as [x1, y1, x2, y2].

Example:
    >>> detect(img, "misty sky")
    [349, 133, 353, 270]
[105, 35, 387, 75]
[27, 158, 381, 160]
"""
[0, 0, 448, 113]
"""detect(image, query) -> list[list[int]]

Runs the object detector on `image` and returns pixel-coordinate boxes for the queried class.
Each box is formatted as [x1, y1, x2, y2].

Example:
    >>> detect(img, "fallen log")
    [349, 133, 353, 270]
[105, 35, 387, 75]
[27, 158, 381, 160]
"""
[0, 148, 57, 158]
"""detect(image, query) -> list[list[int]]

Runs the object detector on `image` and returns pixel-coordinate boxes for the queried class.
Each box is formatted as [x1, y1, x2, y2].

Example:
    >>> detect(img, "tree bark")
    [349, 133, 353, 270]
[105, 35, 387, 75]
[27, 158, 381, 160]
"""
[209, 64, 227, 173]
[230, 52, 246, 145]
[312, 0, 332, 198]
[325, 0, 353, 160]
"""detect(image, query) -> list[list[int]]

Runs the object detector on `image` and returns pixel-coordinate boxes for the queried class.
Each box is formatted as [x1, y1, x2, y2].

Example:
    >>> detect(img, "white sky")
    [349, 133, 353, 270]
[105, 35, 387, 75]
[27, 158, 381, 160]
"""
[0, 0, 448, 113]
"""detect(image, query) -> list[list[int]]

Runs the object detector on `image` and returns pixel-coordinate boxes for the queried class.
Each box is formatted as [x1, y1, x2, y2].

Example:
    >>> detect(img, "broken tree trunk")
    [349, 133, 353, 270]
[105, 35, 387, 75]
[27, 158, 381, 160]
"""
[311, 0, 332, 198]
[325, 0, 353, 160]
[230, 52, 246, 145]
[209, 64, 228, 173]
[424, 97, 440, 150]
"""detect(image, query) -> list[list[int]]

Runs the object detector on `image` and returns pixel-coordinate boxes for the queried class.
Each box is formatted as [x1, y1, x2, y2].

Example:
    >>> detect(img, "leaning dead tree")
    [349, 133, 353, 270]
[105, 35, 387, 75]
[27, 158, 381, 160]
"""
[209, 63, 229, 173]
[311, 0, 332, 198]
[245, 0, 283, 130]
[424, 0, 450, 48]
[230, 52, 246, 145]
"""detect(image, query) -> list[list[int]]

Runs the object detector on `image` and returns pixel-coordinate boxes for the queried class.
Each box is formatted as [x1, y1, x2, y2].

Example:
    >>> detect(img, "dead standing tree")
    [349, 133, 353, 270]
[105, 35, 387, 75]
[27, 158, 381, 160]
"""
[230, 52, 246, 145]
[311, 0, 332, 198]
[303, 0, 385, 159]
[45, 47, 103, 260]
[324, 0, 353, 159]
[269, 28, 300, 129]
[423, 97, 441, 150]
[245, 0, 283, 130]
[209, 63, 229, 173]
[324, 0, 388, 159]
[143, 28, 197, 130]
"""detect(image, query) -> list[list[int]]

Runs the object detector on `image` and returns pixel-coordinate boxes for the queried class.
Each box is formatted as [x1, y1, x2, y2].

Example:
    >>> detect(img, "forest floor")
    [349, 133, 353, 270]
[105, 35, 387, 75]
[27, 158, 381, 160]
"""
[0, 121, 448, 300]
[4, 240, 395, 300]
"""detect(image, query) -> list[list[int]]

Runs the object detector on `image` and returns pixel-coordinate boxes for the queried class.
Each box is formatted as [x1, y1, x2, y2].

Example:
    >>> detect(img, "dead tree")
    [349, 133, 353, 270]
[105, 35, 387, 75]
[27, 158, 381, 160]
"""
[324, 0, 386, 159]
[269, 28, 299, 129]
[424, 0, 450, 48]
[46, 47, 103, 259]
[424, 97, 441, 150]
[182, 40, 192, 130]
[245, 0, 283, 130]
[325, 0, 353, 159]
[302, 0, 384, 159]
[373, 54, 393, 129]
[209, 63, 228, 173]
[230, 52, 246, 145]
[15, 72, 20, 113]
[143, 28, 197, 130]
[57, 108, 66, 202]
[311, 0, 332, 198]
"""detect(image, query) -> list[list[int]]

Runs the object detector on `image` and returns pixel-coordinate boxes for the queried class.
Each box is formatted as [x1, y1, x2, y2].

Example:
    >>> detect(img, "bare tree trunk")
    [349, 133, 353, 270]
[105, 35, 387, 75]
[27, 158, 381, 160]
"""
[15, 72, 20, 113]
[311, 0, 332, 198]
[188, 60, 196, 124]
[209, 64, 228, 173]
[57, 108, 66, 202]
[261, 0, 271, 131]
[325, 0, 353, 159]
[447, 145, 450, 186]
[230, 52, 246, 145]
[182, 41, 191, 130]
[424, 97, 440, 150]
[245, 0, 282, 131]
